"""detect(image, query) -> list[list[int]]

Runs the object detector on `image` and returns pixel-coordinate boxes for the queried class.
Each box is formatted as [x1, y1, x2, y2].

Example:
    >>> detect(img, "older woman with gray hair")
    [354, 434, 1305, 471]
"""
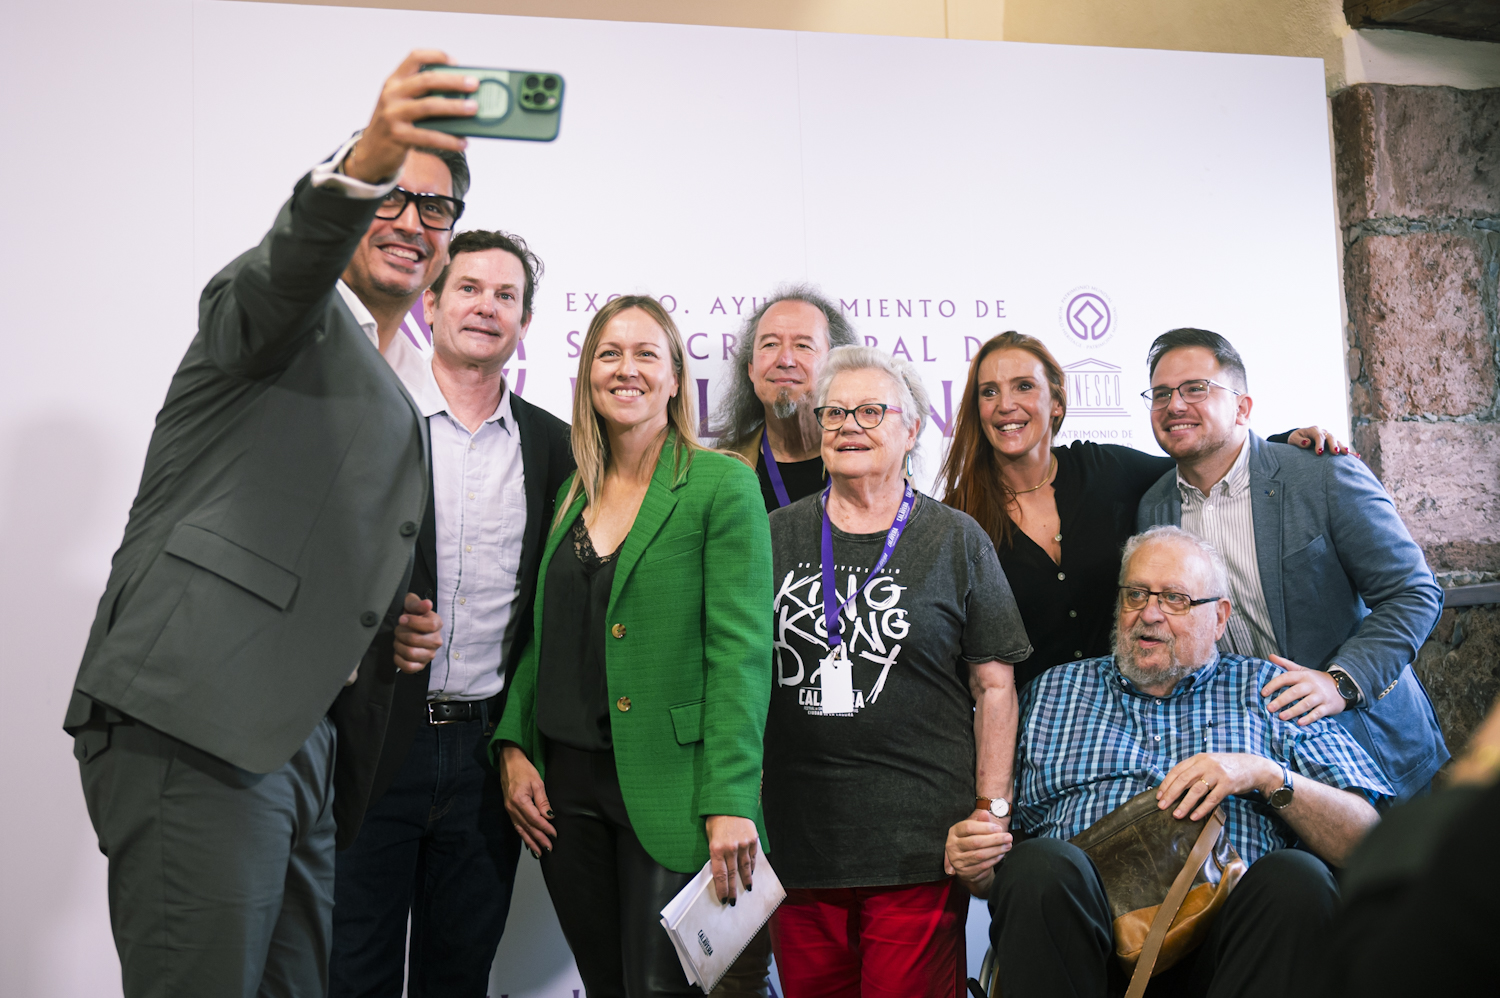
[761, 345, 1032, 994]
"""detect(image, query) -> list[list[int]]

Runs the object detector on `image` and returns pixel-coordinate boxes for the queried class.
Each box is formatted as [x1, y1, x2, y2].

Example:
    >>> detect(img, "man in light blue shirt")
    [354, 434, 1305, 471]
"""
[330, 230, 574, 997]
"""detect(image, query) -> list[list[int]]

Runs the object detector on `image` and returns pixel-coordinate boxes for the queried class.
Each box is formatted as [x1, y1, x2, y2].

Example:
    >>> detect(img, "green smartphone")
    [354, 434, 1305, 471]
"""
[419, 65, 565, 142]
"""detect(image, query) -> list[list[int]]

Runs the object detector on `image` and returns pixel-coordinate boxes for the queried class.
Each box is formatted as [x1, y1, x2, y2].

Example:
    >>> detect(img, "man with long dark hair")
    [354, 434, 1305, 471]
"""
[713, 286, 859, 512]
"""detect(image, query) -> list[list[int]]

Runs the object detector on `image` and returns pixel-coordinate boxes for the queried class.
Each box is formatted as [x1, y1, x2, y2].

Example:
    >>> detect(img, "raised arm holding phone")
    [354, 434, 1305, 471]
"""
[64, 52, 484, 998]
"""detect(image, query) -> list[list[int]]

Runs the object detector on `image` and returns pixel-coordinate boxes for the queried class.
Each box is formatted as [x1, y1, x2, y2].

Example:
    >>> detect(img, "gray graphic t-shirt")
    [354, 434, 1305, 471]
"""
[763, 492, 1032, 889]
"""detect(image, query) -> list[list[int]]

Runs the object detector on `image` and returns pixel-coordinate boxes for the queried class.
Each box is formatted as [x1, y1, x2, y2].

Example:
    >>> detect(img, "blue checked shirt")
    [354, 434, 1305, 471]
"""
[1014, 654, 1392, 864]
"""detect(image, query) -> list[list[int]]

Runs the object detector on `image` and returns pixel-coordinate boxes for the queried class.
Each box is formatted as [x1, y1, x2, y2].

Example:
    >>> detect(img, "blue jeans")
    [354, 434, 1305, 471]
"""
[330, 711, 521, 998]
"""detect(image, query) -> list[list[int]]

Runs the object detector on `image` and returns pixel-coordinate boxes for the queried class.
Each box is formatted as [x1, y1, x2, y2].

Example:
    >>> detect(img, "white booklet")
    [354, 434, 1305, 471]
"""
[659, 849, 786, 992]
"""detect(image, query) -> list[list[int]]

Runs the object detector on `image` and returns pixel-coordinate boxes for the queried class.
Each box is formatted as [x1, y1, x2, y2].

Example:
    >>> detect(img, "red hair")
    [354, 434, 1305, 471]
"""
[937, 332, 1067, 549]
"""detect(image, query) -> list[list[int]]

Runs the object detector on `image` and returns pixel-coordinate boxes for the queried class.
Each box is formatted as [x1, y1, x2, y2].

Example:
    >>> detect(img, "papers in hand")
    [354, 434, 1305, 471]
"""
[659, 849, 786, 993]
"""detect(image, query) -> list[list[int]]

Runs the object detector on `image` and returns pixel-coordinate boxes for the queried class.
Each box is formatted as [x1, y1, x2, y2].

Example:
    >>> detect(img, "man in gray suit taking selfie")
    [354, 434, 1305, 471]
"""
[64, 51, 482, 998]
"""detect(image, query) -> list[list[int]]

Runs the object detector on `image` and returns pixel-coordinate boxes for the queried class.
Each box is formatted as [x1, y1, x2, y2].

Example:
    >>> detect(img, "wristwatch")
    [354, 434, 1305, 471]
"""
[976, 796, 1010, 819]
[1267, 761, 1294, 810]
[1328, 667, 1361, 707]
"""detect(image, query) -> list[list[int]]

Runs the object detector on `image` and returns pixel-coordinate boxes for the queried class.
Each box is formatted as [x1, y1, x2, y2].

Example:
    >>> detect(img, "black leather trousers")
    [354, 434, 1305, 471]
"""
[540, 743, 699, 998]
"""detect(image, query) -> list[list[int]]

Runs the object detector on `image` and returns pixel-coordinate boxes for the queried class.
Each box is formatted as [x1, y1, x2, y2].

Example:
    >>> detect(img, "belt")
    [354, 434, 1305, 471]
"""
[426, 695, 502, 726]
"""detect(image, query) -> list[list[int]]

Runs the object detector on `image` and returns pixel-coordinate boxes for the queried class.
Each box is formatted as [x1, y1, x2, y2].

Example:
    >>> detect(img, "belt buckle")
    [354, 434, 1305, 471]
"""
[427, 701, 462, 726]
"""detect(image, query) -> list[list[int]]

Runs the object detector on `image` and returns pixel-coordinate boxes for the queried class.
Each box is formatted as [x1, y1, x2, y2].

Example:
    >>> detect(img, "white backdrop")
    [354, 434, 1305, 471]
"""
[0, 1, 1346, 995]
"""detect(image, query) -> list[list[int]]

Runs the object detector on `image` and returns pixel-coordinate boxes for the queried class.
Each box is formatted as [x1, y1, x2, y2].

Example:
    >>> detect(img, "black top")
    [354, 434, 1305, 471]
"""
[764, 494, 1032, 888]
[535, 514, 621, 751]
[998, 441, 1172, 690]
[999, 433, 1298, 690]
[756, 450, 827, 513]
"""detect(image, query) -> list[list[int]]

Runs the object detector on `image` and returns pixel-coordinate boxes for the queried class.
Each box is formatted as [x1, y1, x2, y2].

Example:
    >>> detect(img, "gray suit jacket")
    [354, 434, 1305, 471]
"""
[66, 175, 429, 806]
[1138, 432, 1447, 801]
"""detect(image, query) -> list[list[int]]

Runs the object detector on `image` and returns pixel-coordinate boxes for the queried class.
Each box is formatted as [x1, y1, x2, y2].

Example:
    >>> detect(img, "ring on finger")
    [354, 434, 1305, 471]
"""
[1198, 778, 1213, 789]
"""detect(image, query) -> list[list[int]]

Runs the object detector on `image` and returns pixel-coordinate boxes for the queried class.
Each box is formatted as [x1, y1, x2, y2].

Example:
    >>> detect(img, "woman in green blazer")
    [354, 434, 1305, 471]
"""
[493, 295, 772, 995]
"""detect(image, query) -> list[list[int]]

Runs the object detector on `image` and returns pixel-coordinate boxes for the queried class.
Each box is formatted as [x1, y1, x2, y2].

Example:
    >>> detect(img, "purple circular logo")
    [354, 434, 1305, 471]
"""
[1065, 292, 1112, 342]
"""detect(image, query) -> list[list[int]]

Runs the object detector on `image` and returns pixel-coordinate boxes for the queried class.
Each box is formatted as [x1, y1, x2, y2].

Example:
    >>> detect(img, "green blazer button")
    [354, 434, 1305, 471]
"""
[617, 696, 632, 712]
[611, 623, 627, 639]
[360, 611, 379, 627]
[400, 521, 418, 537]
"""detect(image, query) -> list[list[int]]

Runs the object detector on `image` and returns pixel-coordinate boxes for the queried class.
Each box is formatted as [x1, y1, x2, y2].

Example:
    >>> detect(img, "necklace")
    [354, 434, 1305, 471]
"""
[1010, 454, 1057, 495]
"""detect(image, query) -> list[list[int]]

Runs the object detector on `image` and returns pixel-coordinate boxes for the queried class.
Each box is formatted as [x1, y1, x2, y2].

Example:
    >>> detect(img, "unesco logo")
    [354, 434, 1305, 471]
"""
[1059, 287, 1115, 349]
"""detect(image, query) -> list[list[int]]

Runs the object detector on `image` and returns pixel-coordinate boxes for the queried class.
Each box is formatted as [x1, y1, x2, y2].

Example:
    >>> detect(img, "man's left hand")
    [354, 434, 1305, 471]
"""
[1157, 752, 1281, 821]
[1262, 655, 1345, 724]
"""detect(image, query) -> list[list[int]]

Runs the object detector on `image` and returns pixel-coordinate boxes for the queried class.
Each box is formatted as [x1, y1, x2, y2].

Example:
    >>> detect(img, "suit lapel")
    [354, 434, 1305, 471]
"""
[1247, 434, 1288, 651]
[415, 465, 437, 600]
[608, 434, 684, 617]
[512, 396, 551, 592]
[1148, 487, 1180, 528]
[532, 482, 586, 643]
[331, 292, 431, 474]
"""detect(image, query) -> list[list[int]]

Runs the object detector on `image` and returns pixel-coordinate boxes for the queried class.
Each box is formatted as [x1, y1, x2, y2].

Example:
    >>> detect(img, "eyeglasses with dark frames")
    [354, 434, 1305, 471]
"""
[813, 404, 903, 431]
[1141, 378, 1241, 411]
[373, 187, 466, 231]
[1118, 587, 1223, 614]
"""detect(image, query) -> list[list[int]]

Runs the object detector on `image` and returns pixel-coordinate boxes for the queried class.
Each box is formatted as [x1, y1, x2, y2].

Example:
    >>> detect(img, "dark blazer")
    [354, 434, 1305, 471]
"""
[1138, 432, 1448, 801]
[363, 393, 574, 813]
[65, 175, 430, 846]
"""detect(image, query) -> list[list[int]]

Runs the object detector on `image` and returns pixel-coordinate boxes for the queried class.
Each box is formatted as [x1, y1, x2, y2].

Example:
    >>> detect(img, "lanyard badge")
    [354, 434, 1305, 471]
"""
[816, 480, 914, 715]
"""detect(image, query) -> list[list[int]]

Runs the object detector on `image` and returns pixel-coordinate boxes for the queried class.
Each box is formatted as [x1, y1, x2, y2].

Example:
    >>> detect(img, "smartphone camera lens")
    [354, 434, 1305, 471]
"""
[526, 74, 540, 88]
[543, 76, 558, 90]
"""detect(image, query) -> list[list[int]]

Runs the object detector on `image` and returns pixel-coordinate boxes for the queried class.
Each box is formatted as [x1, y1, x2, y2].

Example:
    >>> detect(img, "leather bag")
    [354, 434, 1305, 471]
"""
[1071, 788, 1248, 998]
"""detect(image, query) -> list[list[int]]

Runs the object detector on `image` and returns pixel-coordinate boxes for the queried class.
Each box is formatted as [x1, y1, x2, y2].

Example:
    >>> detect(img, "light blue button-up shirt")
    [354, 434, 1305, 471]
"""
[383, 331, 528, 702]
[1014, 653, 1392, 864]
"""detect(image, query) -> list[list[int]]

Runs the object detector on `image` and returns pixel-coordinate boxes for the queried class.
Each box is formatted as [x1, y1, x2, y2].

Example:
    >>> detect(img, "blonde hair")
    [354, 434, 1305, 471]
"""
[557, 295, 710, 526]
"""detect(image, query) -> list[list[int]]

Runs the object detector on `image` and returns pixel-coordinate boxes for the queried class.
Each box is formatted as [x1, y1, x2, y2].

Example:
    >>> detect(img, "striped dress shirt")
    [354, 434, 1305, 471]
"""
[1177, 441, 1280, 661]
[1013, 654, 1391, 864]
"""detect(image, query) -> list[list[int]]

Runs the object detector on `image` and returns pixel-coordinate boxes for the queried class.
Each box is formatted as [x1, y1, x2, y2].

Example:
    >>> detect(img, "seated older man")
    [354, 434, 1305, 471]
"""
[946, 526, 1391, 998]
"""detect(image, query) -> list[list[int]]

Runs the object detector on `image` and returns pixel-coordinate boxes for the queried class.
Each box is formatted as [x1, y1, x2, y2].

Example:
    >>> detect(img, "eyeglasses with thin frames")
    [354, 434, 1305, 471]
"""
[373, 187, 466, 231]
[1118, 587, 1222, 614]
[1140, 379, 1241, 411]
[813, 404, 903, 431]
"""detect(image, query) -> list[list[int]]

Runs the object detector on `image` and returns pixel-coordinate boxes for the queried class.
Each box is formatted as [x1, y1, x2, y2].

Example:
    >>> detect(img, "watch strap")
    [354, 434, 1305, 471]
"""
[1268, 761, 1294, 810]
[1327, 666, 1362, 706]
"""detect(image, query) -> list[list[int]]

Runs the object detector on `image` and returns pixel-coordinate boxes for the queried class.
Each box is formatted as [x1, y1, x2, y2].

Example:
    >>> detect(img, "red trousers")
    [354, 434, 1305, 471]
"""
[769, 878, 968, 998]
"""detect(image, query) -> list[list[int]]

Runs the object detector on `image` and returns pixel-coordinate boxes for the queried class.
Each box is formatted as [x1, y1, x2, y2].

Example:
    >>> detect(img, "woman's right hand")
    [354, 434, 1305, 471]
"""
[944, 810, 1013, 898]
[499, 743, 557, 856]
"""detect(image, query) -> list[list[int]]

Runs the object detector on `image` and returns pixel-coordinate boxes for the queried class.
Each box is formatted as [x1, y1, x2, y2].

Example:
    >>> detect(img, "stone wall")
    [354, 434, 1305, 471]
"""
[1335, 83, 1500, 574]
[1333, 83, 1500, 754]
[1416, 605, 1500, 760]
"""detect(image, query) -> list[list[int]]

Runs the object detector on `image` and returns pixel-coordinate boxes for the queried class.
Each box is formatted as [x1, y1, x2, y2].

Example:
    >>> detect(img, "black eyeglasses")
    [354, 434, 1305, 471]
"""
[1141, 378, 1241, 410]
[374, 187, 465, 231]
[813, 404, 903, 431]
[1119, 587, 1222, 614]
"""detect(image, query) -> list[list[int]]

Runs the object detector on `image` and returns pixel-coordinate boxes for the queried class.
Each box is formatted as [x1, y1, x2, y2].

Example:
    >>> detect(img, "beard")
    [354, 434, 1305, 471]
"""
[1114, 618, 1200, 692]
[771, 388, 801, 421]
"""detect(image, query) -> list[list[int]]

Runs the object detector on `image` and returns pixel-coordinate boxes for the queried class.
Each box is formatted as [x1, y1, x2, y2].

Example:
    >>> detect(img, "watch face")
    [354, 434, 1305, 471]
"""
[990, 798, 1010, 818]
[1269, 786, 1294, 809]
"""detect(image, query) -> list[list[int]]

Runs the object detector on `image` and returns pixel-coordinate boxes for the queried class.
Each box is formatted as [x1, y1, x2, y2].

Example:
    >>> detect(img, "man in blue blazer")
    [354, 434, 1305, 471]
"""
[1136, 328, 1446, 803]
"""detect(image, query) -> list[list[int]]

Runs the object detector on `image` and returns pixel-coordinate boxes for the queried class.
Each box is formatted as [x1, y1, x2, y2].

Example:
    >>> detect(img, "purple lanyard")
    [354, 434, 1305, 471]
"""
[761, 429, 792, 509]
[820, 479, 915, 650]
